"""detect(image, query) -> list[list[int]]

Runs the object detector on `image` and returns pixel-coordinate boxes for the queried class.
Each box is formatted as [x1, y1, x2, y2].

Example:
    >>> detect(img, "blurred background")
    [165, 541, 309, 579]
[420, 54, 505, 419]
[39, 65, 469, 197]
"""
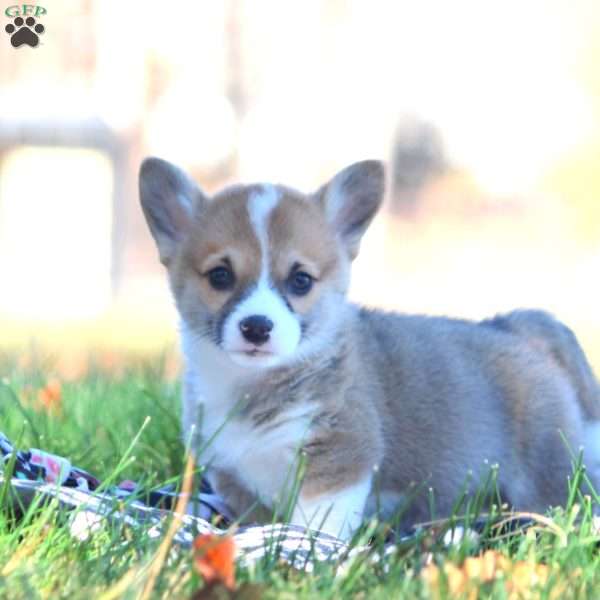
[1, 0, 600, 377]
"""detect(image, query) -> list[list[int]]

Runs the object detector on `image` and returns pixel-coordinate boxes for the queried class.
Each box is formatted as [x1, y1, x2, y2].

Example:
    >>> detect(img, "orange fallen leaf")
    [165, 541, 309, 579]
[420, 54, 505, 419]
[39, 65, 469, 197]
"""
[463, 550, 511, 583]
[421, 549, 567, 600]
[193, 534, 236, 591]
[463, 555, 484, 581]
[506, 561, 550, 599]
[421, 562, 475, 600]
[444, 562, 470, 598]
[37, 378, 62, 415]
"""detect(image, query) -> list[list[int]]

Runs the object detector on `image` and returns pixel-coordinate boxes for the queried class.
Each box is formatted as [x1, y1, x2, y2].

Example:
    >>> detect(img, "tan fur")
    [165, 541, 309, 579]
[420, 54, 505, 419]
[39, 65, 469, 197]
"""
[139, 156, 600, 537]
[268, 191, 344, 314]
[171, 186, 262, 318]
[481, 310, 600, 421]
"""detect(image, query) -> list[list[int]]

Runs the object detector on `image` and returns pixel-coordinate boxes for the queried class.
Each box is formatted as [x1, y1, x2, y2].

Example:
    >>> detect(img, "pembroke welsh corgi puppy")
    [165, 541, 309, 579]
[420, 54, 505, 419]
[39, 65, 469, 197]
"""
[139, 157, 600, 540]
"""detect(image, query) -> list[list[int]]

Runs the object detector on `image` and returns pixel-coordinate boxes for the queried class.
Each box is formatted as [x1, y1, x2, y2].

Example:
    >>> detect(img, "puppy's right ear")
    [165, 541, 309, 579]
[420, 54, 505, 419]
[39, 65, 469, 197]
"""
[139, 157, 205, 265]
[317, 160, 385, 260]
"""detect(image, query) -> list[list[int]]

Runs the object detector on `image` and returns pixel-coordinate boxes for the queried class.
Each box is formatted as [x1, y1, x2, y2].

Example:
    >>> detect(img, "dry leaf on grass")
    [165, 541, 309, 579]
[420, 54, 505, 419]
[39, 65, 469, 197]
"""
[193, 534, 237, 590]
[420, 549, 571, 599]
[191, 535, 264, 600]
[36, 379, 63, 416]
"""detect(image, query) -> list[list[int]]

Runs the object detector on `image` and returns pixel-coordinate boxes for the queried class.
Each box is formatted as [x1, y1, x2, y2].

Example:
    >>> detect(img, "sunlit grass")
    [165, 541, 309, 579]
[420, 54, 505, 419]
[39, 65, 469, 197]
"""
[0, 351, 599, 598]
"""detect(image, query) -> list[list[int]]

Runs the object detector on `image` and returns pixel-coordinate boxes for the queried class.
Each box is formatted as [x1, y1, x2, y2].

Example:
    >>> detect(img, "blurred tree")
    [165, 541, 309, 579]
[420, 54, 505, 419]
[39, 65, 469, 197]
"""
[389, 116, 447, 216]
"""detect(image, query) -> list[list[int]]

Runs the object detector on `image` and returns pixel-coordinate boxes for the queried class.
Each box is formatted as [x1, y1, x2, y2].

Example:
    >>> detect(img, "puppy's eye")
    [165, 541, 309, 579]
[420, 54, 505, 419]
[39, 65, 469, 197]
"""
[288, 270, 313, 296]
[207, 266, 235, 290]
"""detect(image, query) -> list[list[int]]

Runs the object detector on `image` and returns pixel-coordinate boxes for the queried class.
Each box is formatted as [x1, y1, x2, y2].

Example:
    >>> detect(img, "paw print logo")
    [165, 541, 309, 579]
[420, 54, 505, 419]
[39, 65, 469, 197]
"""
[5, 16, 45, 48]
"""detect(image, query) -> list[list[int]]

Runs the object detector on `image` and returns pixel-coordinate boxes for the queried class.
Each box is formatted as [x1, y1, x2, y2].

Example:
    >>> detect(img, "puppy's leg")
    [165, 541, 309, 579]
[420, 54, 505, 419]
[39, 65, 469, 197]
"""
[205, 468, 272, 523]
[291, 475, 373, 540]
[289, 409, 382, 540]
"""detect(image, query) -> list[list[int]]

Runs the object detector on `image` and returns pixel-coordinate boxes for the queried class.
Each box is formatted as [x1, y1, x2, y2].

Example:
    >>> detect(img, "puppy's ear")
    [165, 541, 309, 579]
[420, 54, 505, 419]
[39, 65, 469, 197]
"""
[317, 160, 385, 259]
[139, 157, 206, 265]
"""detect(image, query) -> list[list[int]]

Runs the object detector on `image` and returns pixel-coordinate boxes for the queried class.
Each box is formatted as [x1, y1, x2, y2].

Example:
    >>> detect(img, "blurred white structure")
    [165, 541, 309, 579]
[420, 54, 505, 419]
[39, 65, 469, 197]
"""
[0, 0, 598, 361]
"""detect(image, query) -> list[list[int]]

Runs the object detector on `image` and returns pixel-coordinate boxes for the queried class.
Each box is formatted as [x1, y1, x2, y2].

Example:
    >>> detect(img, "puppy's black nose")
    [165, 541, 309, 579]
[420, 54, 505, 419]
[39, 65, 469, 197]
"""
[239, 315, 273, 346]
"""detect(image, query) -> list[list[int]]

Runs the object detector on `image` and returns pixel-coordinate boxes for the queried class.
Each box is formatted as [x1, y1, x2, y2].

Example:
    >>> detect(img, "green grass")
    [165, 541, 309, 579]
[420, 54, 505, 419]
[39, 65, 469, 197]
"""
[0, 350, 599, 599]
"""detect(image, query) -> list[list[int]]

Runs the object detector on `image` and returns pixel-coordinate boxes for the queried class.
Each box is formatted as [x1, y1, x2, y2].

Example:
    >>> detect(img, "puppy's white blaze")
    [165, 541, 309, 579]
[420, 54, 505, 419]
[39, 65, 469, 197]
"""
[222, 184, 301, 367]
[222, 280, 302, 367]
[248, 184, 280, 272]
[292, 476, 373, 541]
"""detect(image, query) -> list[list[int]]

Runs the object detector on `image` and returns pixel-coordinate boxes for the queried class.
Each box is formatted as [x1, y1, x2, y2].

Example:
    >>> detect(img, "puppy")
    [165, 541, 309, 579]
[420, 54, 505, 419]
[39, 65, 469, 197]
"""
[139, 157, 600, 540]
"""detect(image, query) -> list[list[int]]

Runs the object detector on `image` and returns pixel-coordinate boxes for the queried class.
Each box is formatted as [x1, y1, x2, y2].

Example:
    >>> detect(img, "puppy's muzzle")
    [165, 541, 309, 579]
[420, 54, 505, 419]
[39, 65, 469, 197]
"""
[239, 315, 274, 346]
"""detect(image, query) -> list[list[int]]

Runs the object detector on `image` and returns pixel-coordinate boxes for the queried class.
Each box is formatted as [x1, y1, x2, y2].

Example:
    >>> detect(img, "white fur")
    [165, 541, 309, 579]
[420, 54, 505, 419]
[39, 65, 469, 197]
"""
[180, 325, 246, 448]
[205, 402, 317, 509]
[292, 476, 373, 541]
[181, 324, 316, 510]
[222, 280, 302, 367]
[323, 179, 346, 226]
[221, 184, 302, 367]
[180, 183, 368, 533]
[293, 293, 351, 362]
[247, 184, 279, 270]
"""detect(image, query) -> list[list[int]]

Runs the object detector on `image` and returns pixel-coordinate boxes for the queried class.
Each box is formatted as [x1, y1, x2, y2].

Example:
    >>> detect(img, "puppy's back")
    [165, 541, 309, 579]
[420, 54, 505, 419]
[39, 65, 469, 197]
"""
[481, 309, 600, 421]
[353, 307, 591, 518]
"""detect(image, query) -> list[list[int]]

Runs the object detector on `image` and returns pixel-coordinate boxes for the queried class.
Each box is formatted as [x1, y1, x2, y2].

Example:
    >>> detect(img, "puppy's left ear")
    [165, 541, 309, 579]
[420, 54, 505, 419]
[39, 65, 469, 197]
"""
[317, 160, 385, 259]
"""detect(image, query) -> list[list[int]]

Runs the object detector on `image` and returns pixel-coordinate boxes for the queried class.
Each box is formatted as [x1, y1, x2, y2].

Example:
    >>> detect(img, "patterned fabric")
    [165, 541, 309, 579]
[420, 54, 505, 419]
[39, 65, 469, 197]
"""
[0, 430, 378, 567]
[0, 431, 540, 569]
[0, 431, 230, 522]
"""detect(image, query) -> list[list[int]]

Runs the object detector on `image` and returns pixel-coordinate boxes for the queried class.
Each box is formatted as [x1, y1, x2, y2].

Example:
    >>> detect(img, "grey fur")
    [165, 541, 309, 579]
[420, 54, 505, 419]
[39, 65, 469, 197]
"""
[202, 307, 600, 528]
[139, 157, 600, 534]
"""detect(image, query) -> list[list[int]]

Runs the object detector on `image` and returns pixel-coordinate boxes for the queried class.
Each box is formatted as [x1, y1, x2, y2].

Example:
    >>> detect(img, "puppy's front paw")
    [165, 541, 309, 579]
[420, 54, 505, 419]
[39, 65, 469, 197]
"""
[290, 477, 372, 541]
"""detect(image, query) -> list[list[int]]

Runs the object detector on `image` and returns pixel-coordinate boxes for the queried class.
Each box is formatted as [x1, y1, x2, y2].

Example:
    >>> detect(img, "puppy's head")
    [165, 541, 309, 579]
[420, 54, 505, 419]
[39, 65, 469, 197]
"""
[139, 158, 385, 368]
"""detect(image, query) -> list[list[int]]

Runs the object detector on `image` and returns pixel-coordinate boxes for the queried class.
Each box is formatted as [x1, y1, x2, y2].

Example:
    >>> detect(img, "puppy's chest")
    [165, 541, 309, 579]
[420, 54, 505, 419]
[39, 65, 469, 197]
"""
[193, 375, 317, 503]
